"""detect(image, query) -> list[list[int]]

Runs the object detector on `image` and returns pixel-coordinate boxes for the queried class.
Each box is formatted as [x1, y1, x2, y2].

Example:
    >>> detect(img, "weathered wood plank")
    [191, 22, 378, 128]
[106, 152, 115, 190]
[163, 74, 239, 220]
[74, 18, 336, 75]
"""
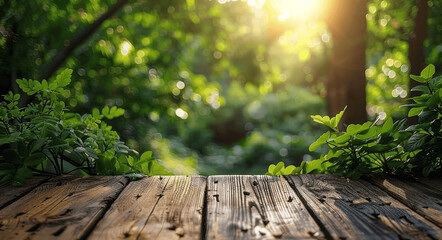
[366, 175, 442, 228]
[88, 175, 206, 240]
[285, 175, 442, 240]
[0, 175, 128, 240]
[206, 175, 323, 239]
[0, 176, 49, 209]
[415, 177, 442, 192]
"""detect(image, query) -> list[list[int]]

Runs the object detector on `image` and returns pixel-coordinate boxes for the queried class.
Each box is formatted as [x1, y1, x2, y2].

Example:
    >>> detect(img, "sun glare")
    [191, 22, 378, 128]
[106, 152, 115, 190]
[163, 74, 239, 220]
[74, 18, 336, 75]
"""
[271, 0, 324, 22]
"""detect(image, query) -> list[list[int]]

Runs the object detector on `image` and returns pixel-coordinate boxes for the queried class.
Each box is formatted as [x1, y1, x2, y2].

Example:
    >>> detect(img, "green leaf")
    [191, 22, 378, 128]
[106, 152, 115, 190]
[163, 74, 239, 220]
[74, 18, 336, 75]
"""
[13, 94, 20, 101]
[16, 79, 33, 94]
[426, 94, 439, 109]
[140, 151, 153, 162]
[3, 91, 12, 101]
[41, 79, 48, 90]
[311, 115, 330, 126]
[334, 133, 350, 144]
[410, 74, 427, 83]
[92, 108, 101, 119]
[49, 81, 57, 90]
[312, 107, 347, 130]
[408, 107, 425, 117]
[411, 95, 431, 104]
[0, 132, 21, 146]
[330, 106, 346, 129]
[411, 85, 430, 93]
[418, 111, 438, 124]
[272, 161, 284, 175]
[127, 156, 135, 166]
[381, 117, 393, 133]
[102, 106, 110, 117]
[106, 106, 125, 119]
[114, 108, 125, 117]
[346, 124, 361, 135]
[363, 143, 397, 153]
[85, 147, 98, 159]
[405, 133, 427, 151]
[304, 159, 327, 174]
[309, 131, 330, 151]
[33, 80, 42, 91]
[281, 165, 295, 175]
[267, 164, 276, 175]
[31, 138, 49, 153]
[346, 122, 371, 136]
[55, 69, 73, 88]
[420, 64, 435, 79]
[429, 75, 442, 89]
[25, 152, 47, 166]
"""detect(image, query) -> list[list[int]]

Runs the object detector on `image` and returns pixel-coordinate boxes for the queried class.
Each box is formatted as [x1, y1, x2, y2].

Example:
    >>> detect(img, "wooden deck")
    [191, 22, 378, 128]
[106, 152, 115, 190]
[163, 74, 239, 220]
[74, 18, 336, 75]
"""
[0, 175, 440, 239]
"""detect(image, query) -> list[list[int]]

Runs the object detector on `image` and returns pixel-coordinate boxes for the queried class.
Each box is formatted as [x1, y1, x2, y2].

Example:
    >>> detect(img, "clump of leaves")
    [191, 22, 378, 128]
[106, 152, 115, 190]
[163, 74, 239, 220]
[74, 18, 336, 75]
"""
[308, 110, 411, 178]
[0, 69, 172, 186]
[265, 159, 331, 176]
[267, 64, 441, 178]
[403, 64, 441, 176]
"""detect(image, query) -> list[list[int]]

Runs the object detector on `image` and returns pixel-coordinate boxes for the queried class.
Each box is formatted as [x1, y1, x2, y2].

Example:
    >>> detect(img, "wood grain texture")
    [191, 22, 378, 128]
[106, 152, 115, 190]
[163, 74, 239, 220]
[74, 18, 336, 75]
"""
[0, 175, 128, 240]
[285, 174, 442, 240]
[88, 175, 206, 240]
[366, 175, 442, 228]
[415, 177, 442, 192]
[206, 175, 322, 239]
[0, 176, 49, 209]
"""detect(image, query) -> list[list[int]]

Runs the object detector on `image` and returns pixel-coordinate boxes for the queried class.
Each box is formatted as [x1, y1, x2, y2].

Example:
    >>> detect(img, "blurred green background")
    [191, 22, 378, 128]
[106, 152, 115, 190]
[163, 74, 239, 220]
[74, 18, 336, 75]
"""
[1, 0, 441, 174]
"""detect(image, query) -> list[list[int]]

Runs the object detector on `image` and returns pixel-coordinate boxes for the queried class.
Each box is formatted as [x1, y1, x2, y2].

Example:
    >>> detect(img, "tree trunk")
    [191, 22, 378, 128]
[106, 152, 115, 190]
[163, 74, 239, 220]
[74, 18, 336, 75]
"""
[325, 0, 368, 126]
[408, 0, 428, 93]
[407, 0, 427, 125]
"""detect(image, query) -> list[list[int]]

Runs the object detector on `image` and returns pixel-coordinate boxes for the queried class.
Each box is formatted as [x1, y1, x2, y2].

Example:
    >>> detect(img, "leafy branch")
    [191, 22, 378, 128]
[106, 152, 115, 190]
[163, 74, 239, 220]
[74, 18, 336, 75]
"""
[0, 69, 172, 186]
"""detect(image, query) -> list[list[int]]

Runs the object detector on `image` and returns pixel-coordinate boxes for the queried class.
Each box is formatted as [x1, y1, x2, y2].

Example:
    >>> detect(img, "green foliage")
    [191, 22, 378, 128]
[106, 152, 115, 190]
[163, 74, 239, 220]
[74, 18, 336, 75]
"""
[403, 64, 442, 176]
[2, 0, 441, 177]
[267, 64, 441, 178]
[0, 70, 172, 186]
[310, 107, 346, 132]
[265, 159, 331, 176]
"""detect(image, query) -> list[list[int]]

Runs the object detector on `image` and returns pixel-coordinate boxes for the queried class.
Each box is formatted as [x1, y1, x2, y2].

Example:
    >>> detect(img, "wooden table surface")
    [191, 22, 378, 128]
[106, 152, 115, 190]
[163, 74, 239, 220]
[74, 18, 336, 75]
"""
[0, 174, 440, 239]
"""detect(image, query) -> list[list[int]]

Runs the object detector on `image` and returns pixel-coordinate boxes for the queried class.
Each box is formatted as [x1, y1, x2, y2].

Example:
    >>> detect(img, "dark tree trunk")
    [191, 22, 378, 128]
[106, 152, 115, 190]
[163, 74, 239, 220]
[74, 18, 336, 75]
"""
[325, 0, 368, 126]
[408, 0, 428, 96]
[407, 0, 428, 125]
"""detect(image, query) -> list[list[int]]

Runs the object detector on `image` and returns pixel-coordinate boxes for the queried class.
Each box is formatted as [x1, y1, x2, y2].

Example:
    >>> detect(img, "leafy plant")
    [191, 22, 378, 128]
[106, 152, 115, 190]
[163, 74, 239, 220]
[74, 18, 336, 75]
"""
[403, 64, 441, 176]
[0, 69, 172, 186]
[267, 64, 441, 178]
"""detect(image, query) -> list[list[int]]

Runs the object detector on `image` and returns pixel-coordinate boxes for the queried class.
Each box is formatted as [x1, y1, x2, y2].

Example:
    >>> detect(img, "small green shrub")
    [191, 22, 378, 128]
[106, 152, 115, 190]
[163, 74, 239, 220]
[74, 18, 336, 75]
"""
[267, 64, 441, 177]
[0, 69, 172, 186]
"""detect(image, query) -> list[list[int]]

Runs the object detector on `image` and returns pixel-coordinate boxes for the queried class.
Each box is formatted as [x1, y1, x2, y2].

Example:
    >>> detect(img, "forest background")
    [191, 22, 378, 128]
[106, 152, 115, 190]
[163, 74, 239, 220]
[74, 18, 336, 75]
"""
[1, 0, 441, 175]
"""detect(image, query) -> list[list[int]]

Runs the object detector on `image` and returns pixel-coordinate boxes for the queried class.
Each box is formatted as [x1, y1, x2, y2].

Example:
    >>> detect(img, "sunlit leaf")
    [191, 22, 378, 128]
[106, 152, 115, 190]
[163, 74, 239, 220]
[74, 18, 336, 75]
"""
[420, 64, 435, 79]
